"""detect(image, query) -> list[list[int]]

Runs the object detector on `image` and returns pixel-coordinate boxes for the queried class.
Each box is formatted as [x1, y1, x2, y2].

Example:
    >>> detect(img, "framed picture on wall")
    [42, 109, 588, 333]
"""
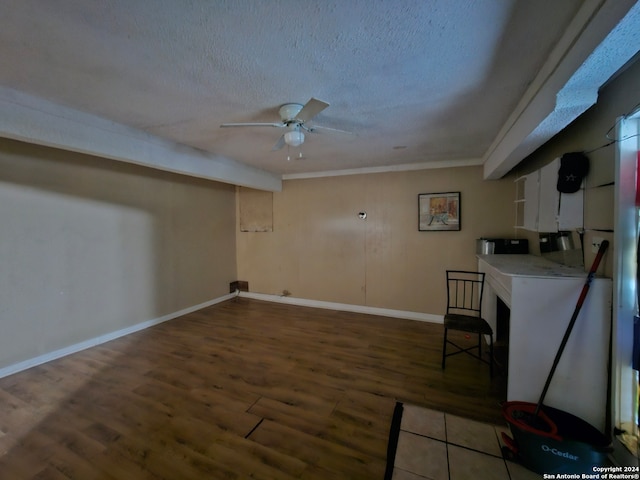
[418, 192, 460, 231]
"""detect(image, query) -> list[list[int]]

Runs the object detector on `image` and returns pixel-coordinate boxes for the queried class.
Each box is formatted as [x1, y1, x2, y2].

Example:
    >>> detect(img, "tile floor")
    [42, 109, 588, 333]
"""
[391, 404, 541, 480]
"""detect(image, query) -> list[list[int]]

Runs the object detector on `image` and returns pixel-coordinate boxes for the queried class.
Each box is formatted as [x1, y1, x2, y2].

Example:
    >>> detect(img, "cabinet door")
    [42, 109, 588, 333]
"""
[518, 158, 583, 232]
[537, 158, 560, 232]
[523, 171, 539, 231]
[558, 191, 584, 229]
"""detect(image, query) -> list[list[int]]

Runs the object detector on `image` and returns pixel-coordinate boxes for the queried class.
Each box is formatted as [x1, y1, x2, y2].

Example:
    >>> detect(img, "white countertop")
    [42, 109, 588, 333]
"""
[477, 254, 587, 278]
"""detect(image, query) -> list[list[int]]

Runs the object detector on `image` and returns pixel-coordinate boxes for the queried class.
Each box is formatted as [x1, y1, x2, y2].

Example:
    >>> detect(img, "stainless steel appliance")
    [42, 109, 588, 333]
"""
[476, 238, 529, 255]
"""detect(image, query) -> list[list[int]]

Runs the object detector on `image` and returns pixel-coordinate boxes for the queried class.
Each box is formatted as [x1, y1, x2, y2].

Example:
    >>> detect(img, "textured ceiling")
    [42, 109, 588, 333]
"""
[0, 0, 638, 187]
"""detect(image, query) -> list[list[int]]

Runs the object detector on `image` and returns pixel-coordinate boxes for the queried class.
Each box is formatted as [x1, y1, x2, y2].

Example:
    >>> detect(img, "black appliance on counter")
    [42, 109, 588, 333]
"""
[476, 238, 529, 255]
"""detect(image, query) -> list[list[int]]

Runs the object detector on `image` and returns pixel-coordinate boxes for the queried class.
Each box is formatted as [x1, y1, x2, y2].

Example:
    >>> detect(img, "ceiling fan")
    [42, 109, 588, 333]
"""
[220, 98, 348, 151]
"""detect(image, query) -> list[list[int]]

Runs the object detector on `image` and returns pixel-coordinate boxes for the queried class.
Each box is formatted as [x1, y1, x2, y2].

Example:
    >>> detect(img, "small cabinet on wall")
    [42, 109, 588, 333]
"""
[514, 171, 539, 231]
[514, 158, 583, 232]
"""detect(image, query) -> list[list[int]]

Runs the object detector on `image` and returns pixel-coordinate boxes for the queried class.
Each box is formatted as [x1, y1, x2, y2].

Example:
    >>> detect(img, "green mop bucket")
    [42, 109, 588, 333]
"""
[502, 401, 612, 474]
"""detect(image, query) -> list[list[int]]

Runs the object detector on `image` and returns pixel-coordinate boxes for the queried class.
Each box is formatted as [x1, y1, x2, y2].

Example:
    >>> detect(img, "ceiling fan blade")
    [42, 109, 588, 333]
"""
[271, 134, 286, 151]
[306, 124, 353, 135]
[220, 122, 284, 128]
[295, 98, 329, 123]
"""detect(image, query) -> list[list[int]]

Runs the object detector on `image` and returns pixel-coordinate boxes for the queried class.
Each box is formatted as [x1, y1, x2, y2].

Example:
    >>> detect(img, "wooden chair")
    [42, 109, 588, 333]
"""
[442, 270, 493, 377]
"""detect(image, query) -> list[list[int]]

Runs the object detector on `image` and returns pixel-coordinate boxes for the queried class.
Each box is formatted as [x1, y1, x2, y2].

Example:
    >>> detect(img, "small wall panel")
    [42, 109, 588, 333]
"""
[239, 187, 273, 232]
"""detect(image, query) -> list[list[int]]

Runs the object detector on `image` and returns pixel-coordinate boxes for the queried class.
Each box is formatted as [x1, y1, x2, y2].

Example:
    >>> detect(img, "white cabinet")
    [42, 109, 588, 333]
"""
[514, 171, 539, 230]
[514, 158, 583, 232]
[522, 172, 539, 230]
[538, 160, 559, 231]
[478, 254, 611, 431]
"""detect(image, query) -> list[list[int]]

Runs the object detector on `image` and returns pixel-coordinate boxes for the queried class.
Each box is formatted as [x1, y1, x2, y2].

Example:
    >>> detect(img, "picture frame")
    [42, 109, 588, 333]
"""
[418, 192, 460, 231]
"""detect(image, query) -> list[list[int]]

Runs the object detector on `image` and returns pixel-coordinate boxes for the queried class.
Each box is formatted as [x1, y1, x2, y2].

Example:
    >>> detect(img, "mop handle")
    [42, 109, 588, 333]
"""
[534, 240, 609, 416]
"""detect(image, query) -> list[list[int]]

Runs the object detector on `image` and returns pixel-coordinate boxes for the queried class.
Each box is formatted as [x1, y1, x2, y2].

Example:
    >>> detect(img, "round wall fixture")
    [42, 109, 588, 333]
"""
[358, 212, 367, 219]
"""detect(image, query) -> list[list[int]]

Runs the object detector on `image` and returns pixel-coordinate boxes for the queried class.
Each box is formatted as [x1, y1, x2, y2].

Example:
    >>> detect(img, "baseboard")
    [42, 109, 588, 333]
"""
[1, 291, 441, 380]
[0, 292, 237, 380]
[238, 291, 443, 324]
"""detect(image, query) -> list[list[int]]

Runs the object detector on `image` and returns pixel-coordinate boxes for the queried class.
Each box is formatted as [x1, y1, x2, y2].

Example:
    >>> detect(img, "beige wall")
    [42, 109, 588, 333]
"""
[0, 138, 237, 370]
[236, 166, 515, 315]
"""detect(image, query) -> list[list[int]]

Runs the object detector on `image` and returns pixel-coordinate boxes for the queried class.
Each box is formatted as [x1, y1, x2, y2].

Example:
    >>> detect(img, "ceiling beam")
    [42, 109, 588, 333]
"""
[483, 0, 640, 179]
[0, 86, 282, 192]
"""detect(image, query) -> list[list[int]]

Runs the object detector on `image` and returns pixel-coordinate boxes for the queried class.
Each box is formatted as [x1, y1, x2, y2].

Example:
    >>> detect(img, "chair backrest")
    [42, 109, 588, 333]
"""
[446, 270, 485, 318]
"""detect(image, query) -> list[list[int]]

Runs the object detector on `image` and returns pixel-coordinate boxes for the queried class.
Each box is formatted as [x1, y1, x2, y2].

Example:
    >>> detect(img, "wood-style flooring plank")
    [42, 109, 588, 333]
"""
[0, 297, 505, 478]
[248, 419, 386, 479]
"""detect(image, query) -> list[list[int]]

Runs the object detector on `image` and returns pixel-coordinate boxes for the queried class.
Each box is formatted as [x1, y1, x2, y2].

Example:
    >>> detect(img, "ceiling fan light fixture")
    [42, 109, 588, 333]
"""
[284, 130, 305, 147]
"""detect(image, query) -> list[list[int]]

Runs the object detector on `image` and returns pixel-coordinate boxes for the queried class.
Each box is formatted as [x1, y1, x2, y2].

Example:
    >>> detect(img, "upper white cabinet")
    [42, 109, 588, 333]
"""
[538, 159, 559, 231]
[514, 158, 584, 232]
[518, 171, 539, 231]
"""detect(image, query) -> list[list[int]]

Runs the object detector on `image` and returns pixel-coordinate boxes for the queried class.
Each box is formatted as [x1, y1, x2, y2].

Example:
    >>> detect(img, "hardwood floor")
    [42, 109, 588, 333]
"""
[0, 297, 506, 479]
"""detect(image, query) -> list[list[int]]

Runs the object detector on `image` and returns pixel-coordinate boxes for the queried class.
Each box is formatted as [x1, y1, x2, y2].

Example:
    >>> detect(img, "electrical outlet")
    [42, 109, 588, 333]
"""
[592, 237, 604, 253]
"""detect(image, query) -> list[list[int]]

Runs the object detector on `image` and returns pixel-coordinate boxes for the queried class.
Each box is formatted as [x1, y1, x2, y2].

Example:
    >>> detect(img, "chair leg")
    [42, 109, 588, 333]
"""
[442, 328, 447, 370]
[442, 327, 494, 377]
